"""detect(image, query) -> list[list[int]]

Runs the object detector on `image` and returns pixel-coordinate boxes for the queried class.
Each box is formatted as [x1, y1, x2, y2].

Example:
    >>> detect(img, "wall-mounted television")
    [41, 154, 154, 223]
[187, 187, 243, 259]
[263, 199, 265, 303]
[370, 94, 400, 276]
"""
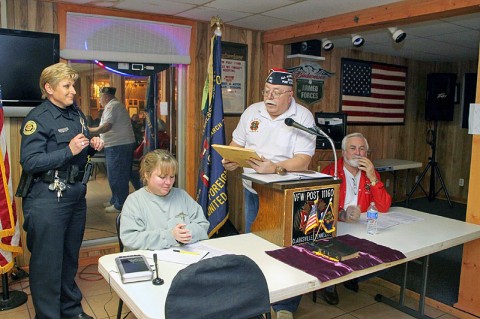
[0, 28, 59, 117]
[315, 112, 347, 150]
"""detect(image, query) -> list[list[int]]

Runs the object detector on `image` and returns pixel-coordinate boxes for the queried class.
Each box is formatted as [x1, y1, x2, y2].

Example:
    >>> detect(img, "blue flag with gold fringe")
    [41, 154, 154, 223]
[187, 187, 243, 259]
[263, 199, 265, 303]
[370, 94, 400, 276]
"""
[196, 31, 228, 237]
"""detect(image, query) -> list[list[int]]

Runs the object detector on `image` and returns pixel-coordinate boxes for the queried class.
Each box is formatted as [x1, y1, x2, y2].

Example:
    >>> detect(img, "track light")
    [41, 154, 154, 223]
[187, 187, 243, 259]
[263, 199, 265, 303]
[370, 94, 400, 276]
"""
[351, 34, 364, 47]
[388, 27, 406, 43]
[321, 38, 334, 51]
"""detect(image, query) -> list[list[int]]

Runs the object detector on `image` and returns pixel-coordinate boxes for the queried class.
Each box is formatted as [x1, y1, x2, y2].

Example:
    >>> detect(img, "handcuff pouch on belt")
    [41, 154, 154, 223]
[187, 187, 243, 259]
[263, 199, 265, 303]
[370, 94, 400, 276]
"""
[15, 171, 33, 198]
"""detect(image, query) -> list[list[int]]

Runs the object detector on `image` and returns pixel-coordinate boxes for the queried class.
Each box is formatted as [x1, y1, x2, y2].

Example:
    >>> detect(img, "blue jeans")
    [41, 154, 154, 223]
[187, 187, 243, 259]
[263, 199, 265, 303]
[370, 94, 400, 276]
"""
[272, 295, 302, 313]
[105, 143, 136, 210]
[129, 164, 142, 190]
[244, 188, 302, 311]
[244, 188, 259, 233]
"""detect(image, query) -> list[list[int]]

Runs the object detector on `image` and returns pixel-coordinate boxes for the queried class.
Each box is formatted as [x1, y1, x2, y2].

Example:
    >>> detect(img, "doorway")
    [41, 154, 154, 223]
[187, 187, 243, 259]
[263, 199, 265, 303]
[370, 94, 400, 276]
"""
[69, 61, 177, 244]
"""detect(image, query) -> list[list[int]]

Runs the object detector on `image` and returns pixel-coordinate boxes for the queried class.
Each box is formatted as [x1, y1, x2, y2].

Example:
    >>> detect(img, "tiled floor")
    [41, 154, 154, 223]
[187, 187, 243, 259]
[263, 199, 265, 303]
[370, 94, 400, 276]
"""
[84, 168, 120, 242]
[0, 268, 463, 319]
[83, 166, 138, 242]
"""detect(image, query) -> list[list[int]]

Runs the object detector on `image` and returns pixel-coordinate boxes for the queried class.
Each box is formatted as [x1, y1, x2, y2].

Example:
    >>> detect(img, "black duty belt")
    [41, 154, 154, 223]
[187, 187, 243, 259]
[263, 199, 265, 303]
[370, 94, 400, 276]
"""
[39, 169, 85, 184]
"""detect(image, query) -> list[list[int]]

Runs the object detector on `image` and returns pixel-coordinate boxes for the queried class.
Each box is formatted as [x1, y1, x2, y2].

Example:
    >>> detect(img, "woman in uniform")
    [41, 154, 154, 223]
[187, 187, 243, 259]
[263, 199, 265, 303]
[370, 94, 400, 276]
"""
[19, 62, 104, 319]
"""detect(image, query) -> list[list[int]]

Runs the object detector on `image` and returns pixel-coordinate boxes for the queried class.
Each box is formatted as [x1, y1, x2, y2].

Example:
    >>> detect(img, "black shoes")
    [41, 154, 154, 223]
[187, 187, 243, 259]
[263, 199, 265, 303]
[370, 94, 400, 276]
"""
[322, 286, 339, 305]
[64, 312, 93, 319]
[344, 279, 359, 292]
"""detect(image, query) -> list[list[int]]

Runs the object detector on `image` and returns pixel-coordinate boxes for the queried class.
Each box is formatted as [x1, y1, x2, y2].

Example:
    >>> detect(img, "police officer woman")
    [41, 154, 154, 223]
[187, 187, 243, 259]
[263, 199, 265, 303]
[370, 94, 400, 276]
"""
[19, 63, 104, 319]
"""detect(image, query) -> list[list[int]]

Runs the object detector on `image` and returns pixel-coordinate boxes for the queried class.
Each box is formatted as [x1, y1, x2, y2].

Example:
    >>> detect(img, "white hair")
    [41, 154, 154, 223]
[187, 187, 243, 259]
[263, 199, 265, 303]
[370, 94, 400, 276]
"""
[341, 132, 369, 151]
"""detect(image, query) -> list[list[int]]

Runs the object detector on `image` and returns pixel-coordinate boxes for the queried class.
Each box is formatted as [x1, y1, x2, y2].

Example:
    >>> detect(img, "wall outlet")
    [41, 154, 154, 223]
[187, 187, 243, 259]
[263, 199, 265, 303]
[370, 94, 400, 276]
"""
[385, 179, 390, 188]
[459, 178, 465, 187]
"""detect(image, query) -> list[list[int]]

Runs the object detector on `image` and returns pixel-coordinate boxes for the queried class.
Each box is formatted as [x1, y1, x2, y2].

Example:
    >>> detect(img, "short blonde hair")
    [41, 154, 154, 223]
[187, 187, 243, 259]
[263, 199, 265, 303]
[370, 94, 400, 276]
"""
[140, 150, 178, 185]
[39, 63, 78, 99]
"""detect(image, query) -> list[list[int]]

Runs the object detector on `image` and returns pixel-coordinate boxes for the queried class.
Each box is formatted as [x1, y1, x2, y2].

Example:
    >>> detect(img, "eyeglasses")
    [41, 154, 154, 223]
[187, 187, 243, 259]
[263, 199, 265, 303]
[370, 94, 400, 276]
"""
[262, 89, 292, 99]
[352, 177, 358, 195]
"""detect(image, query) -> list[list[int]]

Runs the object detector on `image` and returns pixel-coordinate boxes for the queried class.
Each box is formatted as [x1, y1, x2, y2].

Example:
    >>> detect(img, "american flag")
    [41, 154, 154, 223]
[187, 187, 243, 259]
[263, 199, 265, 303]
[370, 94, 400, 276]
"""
[0, 86, 22, 273]
[341, 58, 407, 124]
[304, 202, 319, 235]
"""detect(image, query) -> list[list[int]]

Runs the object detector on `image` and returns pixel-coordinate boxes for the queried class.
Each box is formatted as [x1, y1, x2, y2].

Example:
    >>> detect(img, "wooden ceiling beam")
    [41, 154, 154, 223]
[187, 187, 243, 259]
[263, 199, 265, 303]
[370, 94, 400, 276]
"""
[263, 0, 480, 44]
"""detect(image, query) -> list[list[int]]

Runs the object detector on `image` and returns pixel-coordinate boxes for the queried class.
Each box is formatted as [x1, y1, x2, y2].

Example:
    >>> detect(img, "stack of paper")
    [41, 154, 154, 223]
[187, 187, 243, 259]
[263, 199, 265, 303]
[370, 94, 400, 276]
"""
[242, 171, 332, 184]
[147, 247, 210, 265]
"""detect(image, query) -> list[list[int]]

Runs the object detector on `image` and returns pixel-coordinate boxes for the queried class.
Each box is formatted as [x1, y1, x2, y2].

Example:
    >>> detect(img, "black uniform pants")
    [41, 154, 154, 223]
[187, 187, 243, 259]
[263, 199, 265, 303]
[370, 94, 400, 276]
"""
[23, 181, 87, 319]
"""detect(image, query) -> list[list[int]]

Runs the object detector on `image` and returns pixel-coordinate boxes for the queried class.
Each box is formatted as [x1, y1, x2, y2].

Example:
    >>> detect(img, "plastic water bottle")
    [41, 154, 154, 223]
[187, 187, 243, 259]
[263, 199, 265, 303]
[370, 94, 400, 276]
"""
[366, 202, 378, 235]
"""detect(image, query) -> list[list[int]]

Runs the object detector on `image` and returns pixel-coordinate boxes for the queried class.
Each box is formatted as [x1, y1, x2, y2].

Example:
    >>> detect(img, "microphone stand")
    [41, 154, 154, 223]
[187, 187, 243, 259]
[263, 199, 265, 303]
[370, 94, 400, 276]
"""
[152, 253, 164, 285]
[312, 126, 338, 179]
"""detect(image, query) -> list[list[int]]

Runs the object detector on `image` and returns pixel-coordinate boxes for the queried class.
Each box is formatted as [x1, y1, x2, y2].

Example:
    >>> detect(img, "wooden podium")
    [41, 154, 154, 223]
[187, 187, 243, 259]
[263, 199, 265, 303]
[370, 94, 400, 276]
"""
[249, 177, 341, 247]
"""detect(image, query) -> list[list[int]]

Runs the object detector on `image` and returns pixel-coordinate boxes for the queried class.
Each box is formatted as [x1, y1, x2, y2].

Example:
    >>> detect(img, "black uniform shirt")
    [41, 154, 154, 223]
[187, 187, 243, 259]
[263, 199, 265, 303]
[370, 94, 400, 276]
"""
[20, 100, 92, 175]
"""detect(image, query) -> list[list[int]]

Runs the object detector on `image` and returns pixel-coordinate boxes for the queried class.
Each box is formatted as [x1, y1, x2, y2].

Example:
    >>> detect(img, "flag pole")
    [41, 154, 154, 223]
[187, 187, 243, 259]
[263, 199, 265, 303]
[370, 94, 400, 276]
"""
[0, 85, 27, 310]
[0, 273, 27, 310]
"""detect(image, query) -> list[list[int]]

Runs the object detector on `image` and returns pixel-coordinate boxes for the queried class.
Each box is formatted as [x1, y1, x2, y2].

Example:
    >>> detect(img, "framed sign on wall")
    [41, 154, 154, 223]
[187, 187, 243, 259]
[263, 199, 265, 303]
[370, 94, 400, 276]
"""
[221, 42, 247, 115]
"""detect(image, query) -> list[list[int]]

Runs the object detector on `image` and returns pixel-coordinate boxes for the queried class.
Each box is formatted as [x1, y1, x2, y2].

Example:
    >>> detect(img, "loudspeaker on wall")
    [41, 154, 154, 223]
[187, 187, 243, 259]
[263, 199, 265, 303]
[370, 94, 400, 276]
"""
[425, 73, 456, 121]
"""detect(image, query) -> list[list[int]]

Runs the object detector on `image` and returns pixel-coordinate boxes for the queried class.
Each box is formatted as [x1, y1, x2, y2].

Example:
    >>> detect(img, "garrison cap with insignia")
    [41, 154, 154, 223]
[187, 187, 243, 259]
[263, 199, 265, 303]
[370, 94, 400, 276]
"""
[100, 87, 116, 95]
[265, 68, 293, 86]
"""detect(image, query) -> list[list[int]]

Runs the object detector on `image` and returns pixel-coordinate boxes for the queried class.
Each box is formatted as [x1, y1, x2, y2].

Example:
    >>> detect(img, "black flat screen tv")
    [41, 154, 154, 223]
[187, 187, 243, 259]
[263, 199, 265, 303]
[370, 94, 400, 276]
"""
[0, 28, 59, 117]
[315, 112, 347, 150]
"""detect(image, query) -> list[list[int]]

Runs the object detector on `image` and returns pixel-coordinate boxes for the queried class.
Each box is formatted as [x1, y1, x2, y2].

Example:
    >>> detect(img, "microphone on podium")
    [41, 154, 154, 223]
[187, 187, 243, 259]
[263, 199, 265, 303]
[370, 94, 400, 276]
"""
[284, 118, 338, 179]
[284, 118, 319, 136]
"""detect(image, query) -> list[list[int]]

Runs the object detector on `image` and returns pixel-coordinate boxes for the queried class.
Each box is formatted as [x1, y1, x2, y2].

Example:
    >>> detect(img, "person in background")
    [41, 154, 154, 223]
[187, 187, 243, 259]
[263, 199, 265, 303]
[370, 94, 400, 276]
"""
[130, 119, 171, 189]
[19, 62, 104, 319]
[319, 132, 392, 305]
[120, 149, 209, 251]
[85, 115, 94, 127]
[130, 113, 144, 147]
[92, 109, 102, 127]
[88, 87, 136, 213]
[222, 68, 316, 319]
[133, 119, 170, 159]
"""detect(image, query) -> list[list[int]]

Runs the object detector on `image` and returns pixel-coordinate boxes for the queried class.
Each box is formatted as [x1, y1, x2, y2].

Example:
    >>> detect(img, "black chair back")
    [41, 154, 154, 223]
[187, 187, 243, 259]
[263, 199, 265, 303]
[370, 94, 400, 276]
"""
[165, 254, 271, 319]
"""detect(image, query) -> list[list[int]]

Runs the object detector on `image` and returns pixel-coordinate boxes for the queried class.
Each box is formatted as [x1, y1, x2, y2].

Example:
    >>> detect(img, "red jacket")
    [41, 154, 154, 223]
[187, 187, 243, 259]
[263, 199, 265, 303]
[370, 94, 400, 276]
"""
[321, 158, 392, 213]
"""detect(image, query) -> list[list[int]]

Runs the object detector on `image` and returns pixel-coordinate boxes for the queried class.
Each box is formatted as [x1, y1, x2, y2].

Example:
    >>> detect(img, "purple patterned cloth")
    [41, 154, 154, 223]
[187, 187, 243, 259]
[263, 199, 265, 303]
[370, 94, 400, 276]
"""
[265, 234, 406, 282]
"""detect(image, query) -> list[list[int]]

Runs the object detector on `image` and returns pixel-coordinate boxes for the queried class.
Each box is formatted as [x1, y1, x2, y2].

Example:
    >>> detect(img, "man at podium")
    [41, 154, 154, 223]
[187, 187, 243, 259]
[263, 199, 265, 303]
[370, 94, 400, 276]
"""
[223, 68, 316, 233]
[223, 68, 316, 319]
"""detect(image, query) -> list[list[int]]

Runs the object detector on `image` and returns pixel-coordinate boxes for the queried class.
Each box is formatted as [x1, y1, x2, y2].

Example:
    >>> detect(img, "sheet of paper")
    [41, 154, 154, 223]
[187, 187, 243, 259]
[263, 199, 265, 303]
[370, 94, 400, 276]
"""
[359, 210, 424, 229]
[242, 171, 332, 184]
[147, 246, 209, 265]
[146, 242, 231, 265]
[190, 242, 231, 259]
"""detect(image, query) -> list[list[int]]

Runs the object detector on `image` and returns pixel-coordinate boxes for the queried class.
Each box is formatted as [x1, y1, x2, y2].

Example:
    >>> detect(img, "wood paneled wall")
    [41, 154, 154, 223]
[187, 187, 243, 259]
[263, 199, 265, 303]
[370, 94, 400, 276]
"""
[284, 50, 477, 205]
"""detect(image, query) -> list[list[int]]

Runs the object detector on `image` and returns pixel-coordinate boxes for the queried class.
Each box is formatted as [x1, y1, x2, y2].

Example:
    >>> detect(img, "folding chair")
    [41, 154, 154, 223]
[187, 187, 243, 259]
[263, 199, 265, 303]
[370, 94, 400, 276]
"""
[115, 213, 124, 319]
[165, 254, 271, 319]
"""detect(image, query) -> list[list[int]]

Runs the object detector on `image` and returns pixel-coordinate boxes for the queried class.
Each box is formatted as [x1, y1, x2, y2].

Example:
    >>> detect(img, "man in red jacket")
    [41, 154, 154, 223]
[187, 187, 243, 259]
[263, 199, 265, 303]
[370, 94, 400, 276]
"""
[320, 132, 392, 304]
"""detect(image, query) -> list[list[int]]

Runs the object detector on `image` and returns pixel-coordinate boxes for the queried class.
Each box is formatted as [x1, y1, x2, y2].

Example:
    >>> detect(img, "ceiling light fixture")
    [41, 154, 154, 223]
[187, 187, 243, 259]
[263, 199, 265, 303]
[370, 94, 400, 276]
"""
[322, 38, 334, 51]
[388, 27, 406, 43]
[351, 34, 365, 47]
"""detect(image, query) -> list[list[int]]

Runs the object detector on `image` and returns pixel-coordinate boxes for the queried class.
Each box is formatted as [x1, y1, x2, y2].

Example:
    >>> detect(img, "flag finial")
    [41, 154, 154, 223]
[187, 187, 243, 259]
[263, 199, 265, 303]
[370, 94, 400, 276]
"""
[210, 16, 223, 36]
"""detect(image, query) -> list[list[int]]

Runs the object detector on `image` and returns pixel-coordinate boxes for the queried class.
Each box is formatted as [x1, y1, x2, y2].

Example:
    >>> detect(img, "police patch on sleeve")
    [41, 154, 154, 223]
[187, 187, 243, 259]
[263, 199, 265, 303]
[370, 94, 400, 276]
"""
[23, 120, 37, 135]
